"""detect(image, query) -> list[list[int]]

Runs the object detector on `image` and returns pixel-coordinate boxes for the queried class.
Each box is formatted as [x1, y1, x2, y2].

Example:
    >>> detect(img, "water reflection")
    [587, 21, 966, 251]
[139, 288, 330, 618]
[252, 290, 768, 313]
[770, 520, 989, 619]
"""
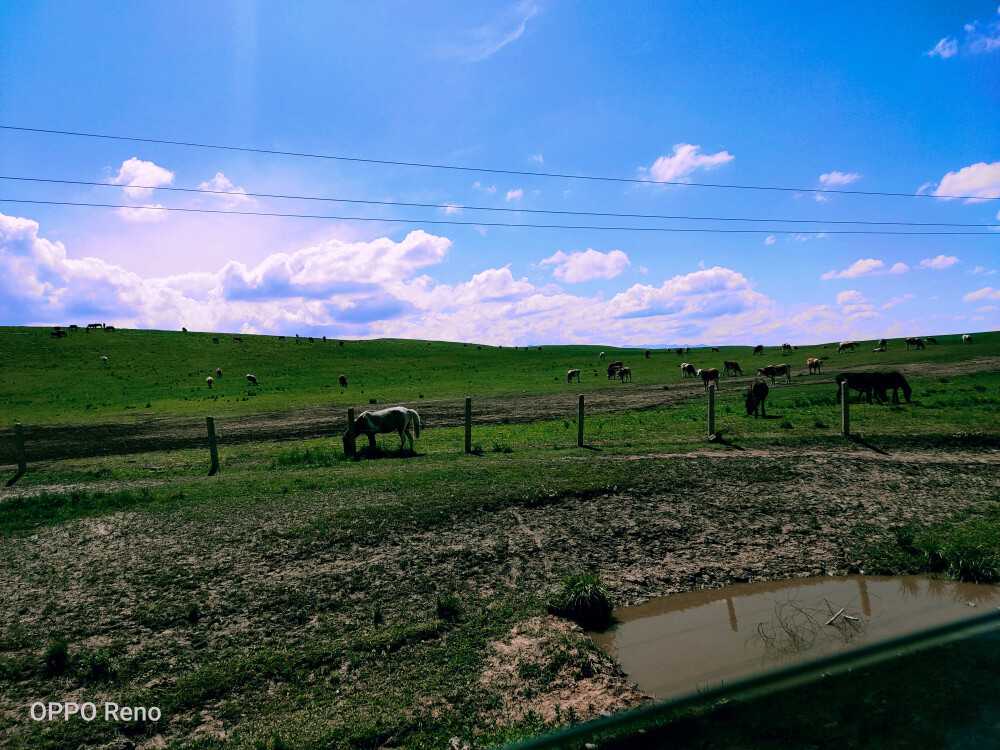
[589, 575, 999, 699]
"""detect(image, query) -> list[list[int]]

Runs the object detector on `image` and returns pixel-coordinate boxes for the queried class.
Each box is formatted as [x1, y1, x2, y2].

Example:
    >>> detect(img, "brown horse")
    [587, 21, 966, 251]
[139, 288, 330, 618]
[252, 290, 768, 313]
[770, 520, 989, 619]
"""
[723, 360, 743, 377]
[835, 372, 877, 404]
[871, 371, 912, 404]
[745, 379, 769, 418]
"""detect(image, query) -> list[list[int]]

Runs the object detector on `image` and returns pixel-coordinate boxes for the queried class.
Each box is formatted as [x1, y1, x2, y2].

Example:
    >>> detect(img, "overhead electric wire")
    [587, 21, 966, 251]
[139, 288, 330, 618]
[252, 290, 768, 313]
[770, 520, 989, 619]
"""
[2, 124, 997, 201]
[1, 175, 995, 230]
[0, 198, 994, 235]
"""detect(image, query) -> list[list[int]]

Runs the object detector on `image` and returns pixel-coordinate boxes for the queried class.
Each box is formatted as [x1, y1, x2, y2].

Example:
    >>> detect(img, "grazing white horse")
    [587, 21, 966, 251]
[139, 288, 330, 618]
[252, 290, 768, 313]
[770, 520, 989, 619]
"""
[345, 406, 421, 451]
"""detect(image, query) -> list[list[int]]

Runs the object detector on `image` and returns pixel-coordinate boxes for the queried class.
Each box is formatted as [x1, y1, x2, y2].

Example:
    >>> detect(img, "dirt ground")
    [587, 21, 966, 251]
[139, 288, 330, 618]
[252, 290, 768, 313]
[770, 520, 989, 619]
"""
[2, 355, 998, 466]
[3, 438, 999, 746]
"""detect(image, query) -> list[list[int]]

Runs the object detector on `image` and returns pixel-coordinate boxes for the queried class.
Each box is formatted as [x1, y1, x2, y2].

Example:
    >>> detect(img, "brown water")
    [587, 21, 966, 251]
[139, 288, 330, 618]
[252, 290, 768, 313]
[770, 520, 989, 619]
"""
[589, 576, 1000, 699]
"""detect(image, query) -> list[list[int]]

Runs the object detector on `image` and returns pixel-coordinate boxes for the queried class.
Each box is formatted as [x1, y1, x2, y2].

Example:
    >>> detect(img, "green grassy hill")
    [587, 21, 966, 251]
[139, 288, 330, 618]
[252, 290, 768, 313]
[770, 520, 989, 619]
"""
[1, 326, 997, 425]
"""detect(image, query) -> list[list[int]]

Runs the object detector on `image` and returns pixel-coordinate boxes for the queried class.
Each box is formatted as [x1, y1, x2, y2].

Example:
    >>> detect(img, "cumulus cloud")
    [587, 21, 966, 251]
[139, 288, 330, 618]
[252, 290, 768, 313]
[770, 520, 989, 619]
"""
[836, 290, 866, 305]
[538, 248, 631, 283]
[969, 266, 997, 275]
[109, 157, 174, 199]
[931, 160, 1000, 201]
[822, 258, 907, 280]
[882, 294, 915, 309]
[505, 188, 523, 202]
[640, 143, 734, 183]
[964, 287, 1000, 302]
[918, 254, 960, 270]
[438, 1, 539, 62]
[926, 37, 959, 58]
[114, 205, 169, 223]
[819, 171, 862, 188]
[926, 11, 1000, 58]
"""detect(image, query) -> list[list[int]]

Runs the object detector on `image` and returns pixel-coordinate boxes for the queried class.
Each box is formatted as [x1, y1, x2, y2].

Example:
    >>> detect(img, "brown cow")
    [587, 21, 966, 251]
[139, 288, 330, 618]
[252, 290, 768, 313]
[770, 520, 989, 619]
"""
[905, 337, 924, 350]
[807, 358, 822, 375]
[216, 368, 222, 378]
[753, 345, 764, 356]
[644, 349, 651, 359]
[617, 366, 632, 383]
[681, 362, 696, 378]
[246, 374, 258, 385]
[607, 361, 624, 379]
[567, 369, 581, 383]
[339, 374, 348, 388]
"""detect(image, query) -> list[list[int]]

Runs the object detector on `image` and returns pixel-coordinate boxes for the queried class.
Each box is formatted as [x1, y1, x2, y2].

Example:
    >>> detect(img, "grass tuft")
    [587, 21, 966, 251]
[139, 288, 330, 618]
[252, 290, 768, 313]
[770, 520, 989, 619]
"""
[549, 573, 613, 629]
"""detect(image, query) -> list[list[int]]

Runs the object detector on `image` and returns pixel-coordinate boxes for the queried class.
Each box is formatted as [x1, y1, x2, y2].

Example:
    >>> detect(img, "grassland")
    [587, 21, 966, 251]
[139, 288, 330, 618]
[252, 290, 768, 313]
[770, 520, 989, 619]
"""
[1, 326, 999, 748]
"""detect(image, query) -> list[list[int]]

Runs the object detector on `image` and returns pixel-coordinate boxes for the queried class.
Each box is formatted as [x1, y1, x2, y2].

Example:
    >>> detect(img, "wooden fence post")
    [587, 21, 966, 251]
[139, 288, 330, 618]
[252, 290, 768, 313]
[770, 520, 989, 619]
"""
[206, 417, 219, 475]
[5, 423, 27, 486]
[465, 397, 472, 453]
[578, 394, 585, 447]
[346, 408, 356, 457]
[707, 383, 715, 439]
[841, 381, 850, 437]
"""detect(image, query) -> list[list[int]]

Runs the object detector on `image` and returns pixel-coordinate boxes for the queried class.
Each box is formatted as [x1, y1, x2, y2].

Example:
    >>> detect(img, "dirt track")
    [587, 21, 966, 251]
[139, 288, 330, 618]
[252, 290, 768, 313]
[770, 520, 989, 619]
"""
[2, 356, 997, 466]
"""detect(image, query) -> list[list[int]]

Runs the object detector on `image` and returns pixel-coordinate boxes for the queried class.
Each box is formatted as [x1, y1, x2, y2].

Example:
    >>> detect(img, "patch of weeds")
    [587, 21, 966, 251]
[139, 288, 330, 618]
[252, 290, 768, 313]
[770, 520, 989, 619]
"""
[436, 595, 463, 624]
[79, 647, 117, 683]
[273, 446, 339, 468]
[812, 420, 829, 429]
[43, 638, 69, 676]
[779, 419, 793, 429]
[373, 607, 384, 626]
[185, 603, 201, 624]
[493, 442, 514, 453]
[549, 573, 613, 630]
[469, 443, 485, 455]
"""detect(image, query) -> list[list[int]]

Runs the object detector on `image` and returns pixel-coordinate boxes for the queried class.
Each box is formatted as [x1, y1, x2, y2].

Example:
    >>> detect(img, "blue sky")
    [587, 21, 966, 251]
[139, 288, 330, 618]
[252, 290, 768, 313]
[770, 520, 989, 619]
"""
[1, 1, 998, 345]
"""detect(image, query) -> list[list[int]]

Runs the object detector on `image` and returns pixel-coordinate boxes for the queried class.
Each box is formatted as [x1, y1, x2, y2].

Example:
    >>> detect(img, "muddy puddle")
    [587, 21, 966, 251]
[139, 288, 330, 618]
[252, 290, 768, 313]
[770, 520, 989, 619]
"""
[589, 575, 1000, 698]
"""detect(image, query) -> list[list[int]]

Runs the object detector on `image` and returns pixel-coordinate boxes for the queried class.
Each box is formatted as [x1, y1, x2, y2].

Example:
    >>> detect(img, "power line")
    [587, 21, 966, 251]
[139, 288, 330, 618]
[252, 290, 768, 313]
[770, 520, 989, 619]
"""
[2, 175, 996, 230]
[1, 198, 995, 235]
[2, 124, 995, 201]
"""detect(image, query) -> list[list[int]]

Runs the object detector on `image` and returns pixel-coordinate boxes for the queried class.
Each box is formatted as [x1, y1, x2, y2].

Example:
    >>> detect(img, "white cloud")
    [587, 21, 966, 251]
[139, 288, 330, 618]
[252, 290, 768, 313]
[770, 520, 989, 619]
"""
[109, 157, 174, 199]
[530, 153, 544, 163]
[881, 294, 915, 309]
[505, 188, 523, 202]
[926, 11, 1000, 58]
[819, 171, 862, 188]
[115, 205, 169, 223]
[836, 290, 866, 305]
[926, 36, 959, 57]
[442, 204, 462, 215]
[932, 160, 1000, 201]
[969, 266, 998, 275]
[822, 258, 908, 280]
[976, 305, 998, 312]
[918, 254, 960, 270]
[789, 233, 829, 242]
[964, 287, 1000, 302]
[473, 182, 497, 194]
[197, 172, 251, 207]
[764, 235, 776, 245]
[640, 143, 734, 183]
[439, 1, 539, 62]
[538, 249, 631, 283]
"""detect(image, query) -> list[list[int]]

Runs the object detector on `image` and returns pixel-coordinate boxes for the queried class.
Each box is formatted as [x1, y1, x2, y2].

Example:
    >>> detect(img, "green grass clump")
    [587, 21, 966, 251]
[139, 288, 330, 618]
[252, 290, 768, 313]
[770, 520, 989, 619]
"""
[43, 638, 69, 676]
[865, 520, 1000, 583]
[549, 573, 613, 629]
[435, 595, 463, 623]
